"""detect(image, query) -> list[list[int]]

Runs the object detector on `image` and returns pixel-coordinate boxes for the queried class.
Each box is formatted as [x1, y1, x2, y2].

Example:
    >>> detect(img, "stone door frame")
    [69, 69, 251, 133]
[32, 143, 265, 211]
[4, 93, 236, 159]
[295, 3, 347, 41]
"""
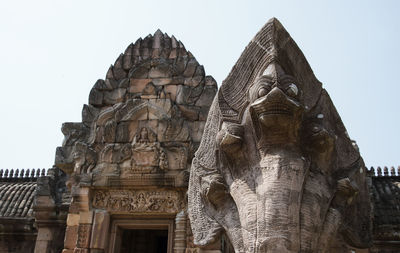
[108, 218, 174, 253]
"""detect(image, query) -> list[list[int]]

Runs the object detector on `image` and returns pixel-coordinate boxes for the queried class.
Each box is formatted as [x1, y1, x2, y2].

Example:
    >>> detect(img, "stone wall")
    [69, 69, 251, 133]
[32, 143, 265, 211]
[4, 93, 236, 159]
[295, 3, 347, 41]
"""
[0, 236, 36, 253]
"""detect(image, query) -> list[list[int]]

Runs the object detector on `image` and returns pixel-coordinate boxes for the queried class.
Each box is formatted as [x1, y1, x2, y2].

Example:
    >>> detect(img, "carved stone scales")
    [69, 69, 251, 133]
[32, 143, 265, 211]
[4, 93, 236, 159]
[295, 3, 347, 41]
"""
[188, 18, 372, 253]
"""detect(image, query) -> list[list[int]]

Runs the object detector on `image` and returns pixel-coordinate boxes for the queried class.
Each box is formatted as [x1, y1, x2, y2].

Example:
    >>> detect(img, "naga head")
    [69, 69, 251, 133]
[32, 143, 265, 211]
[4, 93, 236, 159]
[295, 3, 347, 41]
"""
[249, 62, 304, 147]
[188, 18, 372, 253]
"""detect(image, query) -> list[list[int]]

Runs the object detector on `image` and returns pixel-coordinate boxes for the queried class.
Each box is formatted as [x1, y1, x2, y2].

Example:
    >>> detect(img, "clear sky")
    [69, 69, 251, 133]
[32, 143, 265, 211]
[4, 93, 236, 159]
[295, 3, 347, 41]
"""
[0, 0, 399, 169]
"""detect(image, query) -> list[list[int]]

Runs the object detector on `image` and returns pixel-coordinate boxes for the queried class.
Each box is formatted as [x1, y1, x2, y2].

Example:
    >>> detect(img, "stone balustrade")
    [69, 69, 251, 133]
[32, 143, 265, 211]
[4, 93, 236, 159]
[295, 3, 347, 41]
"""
[367, 166, 400, 177]
[0, 168, 48, 180]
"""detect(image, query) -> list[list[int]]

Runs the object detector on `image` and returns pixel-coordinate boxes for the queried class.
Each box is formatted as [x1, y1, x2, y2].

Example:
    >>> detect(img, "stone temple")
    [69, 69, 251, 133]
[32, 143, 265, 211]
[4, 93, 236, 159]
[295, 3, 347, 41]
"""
[0, 18, 398, 253]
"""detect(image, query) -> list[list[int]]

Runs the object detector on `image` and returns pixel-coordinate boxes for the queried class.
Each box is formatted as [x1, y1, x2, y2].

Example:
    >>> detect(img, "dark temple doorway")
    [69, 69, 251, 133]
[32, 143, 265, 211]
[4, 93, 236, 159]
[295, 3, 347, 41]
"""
[120, 229, 168, 253]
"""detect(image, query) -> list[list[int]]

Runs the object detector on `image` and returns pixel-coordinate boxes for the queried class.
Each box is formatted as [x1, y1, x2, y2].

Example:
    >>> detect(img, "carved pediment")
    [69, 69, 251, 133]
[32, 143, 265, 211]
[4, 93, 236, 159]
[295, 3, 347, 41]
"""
[55, 30, 217, 188]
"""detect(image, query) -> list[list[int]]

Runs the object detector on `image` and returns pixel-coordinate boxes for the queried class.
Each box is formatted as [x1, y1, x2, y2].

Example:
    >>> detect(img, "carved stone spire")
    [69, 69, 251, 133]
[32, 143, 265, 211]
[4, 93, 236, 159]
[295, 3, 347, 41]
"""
[55, 30, 217, 187]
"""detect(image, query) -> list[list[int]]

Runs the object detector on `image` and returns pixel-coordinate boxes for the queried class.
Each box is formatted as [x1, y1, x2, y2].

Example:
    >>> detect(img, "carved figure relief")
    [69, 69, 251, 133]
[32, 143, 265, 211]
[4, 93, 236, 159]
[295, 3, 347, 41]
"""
[92, 189, 184, 214]
[188, 18, 372, 253]
[130, 127, 168, 173]
[72, 142, 97, 174]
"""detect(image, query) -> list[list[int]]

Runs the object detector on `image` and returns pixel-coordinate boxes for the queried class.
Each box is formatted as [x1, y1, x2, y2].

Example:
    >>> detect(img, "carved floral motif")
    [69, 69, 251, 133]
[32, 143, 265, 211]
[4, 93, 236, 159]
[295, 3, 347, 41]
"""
[77, 224, 91, 248]
[92, 189, 184, 213]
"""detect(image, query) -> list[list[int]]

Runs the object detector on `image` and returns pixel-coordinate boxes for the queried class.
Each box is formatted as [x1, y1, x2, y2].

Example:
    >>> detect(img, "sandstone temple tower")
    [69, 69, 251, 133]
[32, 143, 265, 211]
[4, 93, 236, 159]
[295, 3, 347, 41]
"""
[0, 18, 398, 253]
[53, 30, 217, 252]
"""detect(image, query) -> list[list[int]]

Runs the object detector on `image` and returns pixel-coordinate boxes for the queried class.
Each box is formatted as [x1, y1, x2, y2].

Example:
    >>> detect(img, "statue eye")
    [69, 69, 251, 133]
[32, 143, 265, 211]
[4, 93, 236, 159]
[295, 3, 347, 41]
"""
[258, 86, 270, 98]
[287, 83, 298, 97]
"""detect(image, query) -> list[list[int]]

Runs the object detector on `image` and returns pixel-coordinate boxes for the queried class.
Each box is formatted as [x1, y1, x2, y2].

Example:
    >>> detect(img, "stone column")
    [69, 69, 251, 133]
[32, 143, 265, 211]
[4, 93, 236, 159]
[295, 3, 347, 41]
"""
[63, 212, 80, 253]
[90, 210, 110, 253]
[63, 185, 93, 253]
[34, 224, 54, 253]
[62, 185, 81, 253]
[75, 187, 93, 253]
[174, 210, 187, 253]
[33, 171, 67, 253]
[75, 211, 94, 252]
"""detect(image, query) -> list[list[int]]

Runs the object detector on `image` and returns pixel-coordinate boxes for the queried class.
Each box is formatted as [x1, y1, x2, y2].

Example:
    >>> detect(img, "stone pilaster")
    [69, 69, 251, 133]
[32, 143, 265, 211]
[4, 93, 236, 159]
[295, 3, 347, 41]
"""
[174, 210, 187, 253]
[33, 167, 68, 253]
[89, 210, 110, 253]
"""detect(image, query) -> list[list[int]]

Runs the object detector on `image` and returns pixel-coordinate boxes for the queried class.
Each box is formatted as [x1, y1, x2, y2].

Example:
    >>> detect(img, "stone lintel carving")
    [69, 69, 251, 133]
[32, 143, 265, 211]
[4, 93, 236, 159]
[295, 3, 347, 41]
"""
[188, 18, 372, 253]
[92, 189, 184, 214]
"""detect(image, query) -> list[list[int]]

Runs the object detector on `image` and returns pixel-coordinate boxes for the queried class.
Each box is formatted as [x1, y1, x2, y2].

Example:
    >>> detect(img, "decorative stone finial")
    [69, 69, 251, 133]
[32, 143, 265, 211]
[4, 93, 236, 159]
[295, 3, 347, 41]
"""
[384, 166, 389, 176]
[390, 166, 396, 176]
[377, 166, 382, 176]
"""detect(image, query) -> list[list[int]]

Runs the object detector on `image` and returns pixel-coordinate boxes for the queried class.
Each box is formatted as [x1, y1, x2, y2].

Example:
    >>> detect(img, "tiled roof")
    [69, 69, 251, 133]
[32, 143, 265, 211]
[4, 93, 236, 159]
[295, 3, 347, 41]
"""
[0, 181, 36, 218]
[0, 168, 46, 218]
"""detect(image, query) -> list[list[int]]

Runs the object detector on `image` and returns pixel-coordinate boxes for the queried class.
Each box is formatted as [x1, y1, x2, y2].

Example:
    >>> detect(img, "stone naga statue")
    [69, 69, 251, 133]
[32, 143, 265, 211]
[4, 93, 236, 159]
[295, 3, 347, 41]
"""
[188, 18, 372, 253]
